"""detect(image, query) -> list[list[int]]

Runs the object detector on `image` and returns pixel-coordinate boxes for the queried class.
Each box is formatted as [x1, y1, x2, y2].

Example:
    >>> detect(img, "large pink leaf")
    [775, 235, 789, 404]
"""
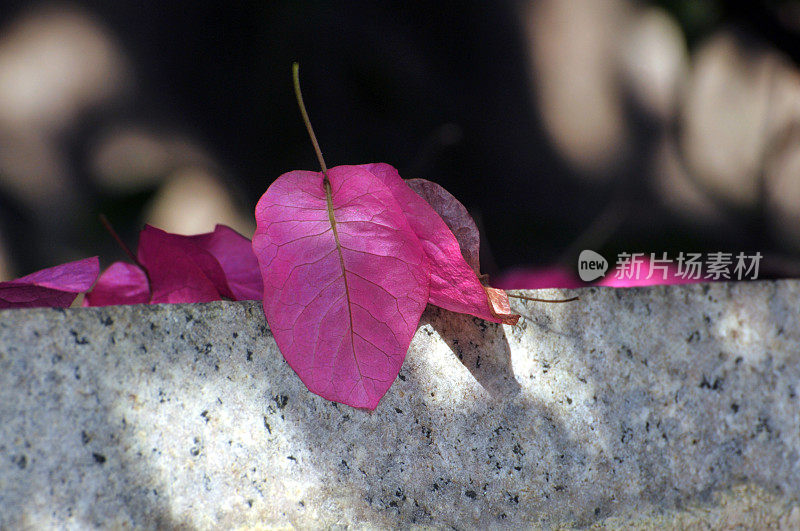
[137, 225, 227, 303]
[364, 163, 505, 323]
[181, 224, 263, 301]
[253, 165, 429, 410]
[84, 261, 150, 307]
[0, 257, 99, 309]
[85, 224, 260, 306]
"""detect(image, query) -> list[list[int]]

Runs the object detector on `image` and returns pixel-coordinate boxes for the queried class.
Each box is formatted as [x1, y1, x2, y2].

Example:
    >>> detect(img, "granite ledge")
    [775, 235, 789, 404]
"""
[1, 280, 799, 528]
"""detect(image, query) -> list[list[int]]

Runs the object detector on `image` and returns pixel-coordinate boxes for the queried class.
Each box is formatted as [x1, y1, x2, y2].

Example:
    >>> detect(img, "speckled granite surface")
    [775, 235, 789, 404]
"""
[1, 281, 799, 528]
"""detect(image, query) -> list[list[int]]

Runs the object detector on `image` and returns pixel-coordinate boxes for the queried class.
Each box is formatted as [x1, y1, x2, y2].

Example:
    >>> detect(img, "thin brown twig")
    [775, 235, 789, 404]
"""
[507, 293, 580, 303]
[98, 214, 153, 295]
[99, 214, 139, 266]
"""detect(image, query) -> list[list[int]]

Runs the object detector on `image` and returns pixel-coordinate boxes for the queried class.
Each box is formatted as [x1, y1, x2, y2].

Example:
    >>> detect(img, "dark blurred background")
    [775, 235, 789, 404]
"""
[1, 0, 800, 282]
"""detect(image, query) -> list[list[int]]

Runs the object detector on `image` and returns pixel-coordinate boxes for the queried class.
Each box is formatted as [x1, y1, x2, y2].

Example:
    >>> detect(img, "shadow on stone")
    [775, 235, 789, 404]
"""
[281, 338, 589, 528]
[514, 282, 800, 525]
[421, 305, 521, 400]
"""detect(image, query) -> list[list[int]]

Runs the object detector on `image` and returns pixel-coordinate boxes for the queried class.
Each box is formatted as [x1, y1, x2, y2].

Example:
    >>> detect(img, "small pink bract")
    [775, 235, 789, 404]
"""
[0, 257, 99, 309]
[84, 262, 150, 307]
[137, 225, 227, 303]
[185, 224, 263, 301]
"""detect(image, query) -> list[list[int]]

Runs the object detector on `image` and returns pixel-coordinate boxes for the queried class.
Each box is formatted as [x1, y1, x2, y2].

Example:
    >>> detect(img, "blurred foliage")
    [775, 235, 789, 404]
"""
[1, 0, 800, 281]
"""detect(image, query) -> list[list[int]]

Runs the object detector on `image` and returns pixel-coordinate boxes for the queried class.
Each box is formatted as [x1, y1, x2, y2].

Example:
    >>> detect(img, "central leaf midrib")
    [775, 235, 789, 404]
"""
[324, 179, 361, 378]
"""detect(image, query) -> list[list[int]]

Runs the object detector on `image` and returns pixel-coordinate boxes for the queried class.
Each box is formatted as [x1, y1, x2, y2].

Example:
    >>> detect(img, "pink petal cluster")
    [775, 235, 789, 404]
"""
[253, 163, 518, 409]
[0, 257, 99, 309]
[85, 224, 262, 306]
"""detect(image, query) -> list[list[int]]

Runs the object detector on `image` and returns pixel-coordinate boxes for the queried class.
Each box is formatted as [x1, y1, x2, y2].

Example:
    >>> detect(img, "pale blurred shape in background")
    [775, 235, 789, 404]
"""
[94, 127, 254, 236]
[0, 131, 69, 216]
[525, 0, 630, 177]
[0, 8, 126, 134]
[143, 167, 254, 237]
[682, 31, 800, 247]
[619, 7, 687, 121]
[682, 33, 774, 208]
[0, 5, 253, 279]
[0, 6, 129, 278]
[90, 127, 213, 193]
[652, 133, 727, 227]
[2, 1, 800, 280]
[524, 0, 800, 260]
[767, 127, 800, 248]
[0, 7, 128, 209]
